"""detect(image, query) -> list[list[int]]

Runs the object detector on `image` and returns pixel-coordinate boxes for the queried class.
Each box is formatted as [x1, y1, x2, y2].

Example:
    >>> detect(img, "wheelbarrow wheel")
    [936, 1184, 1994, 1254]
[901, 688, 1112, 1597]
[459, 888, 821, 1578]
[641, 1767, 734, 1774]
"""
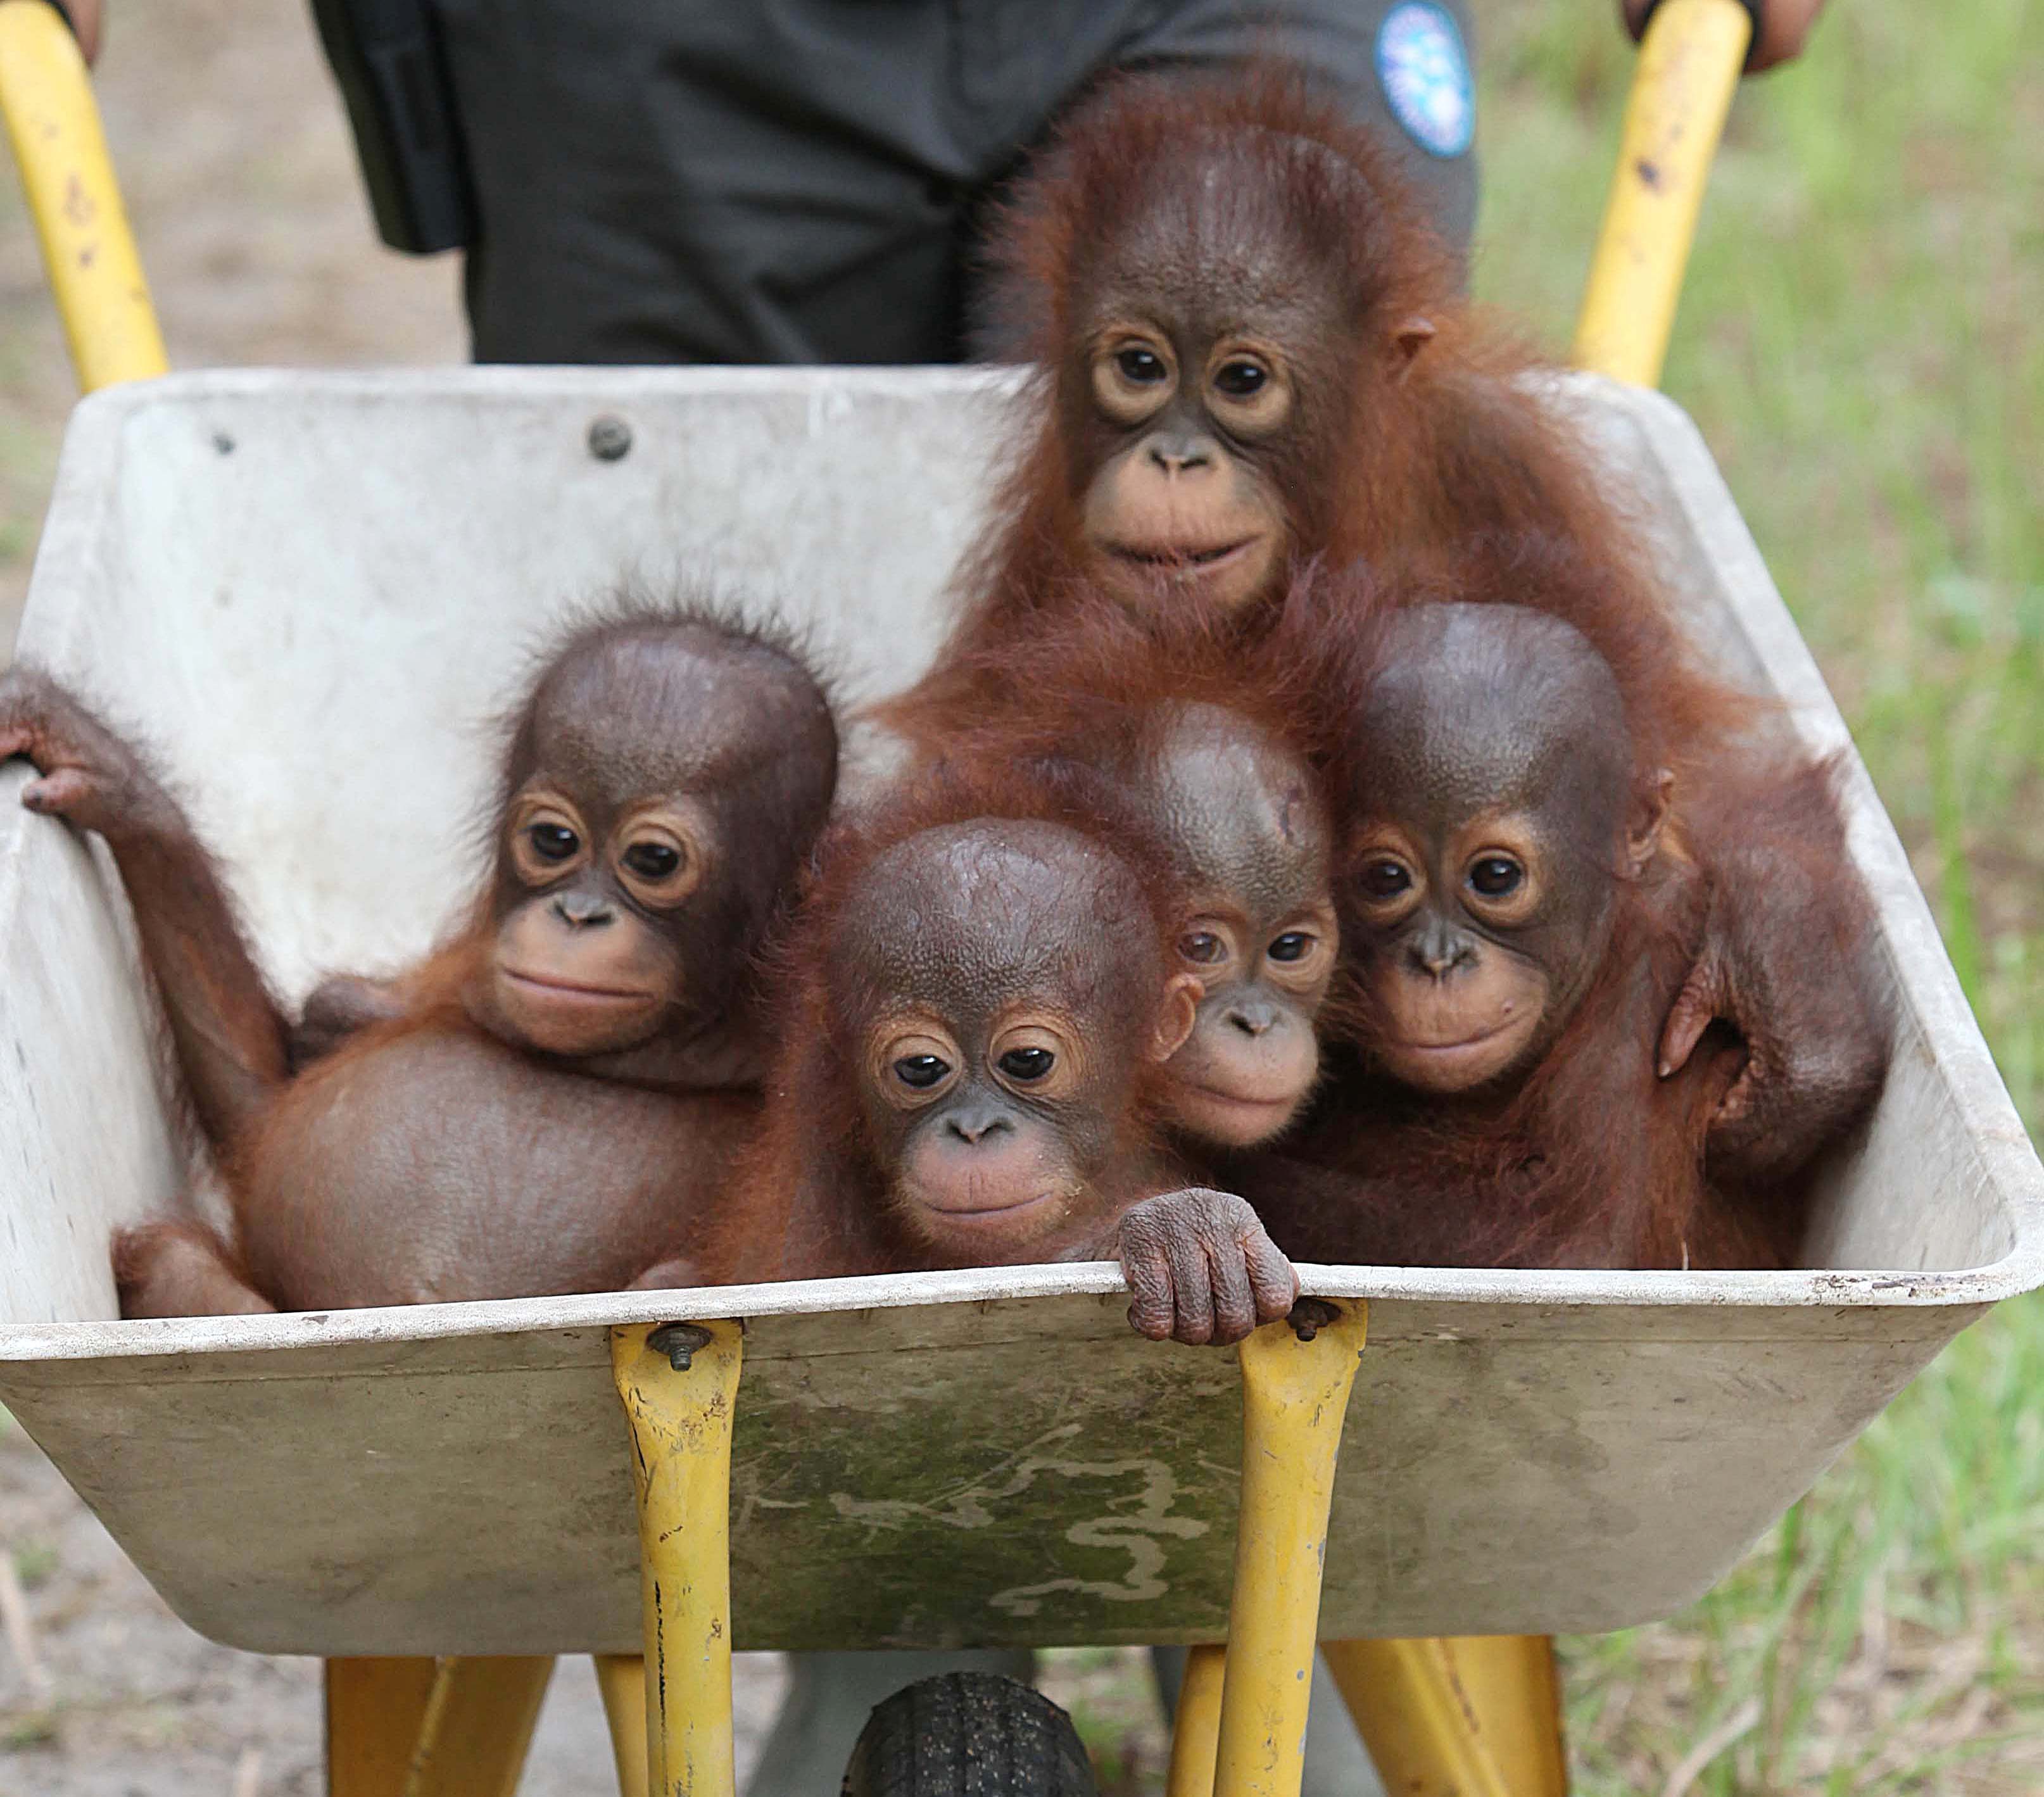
[841, 1671, 1099, 1797]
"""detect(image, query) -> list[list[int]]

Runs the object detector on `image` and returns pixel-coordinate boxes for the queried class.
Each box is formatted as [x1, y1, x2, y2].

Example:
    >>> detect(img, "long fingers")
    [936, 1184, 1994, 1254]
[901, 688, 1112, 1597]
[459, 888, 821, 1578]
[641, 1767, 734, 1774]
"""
[1658, 959, 1722, 1078]
[1247, 1230, 1301, 1327]
[22, 768, 95, 816]
[1121, 1207, 1218, 1344]
[1713, 1034, 1780, 1136]
[1124, 1245, 1178, 1342]
[1164, 1230, 1217, 1346]
[1204, 1225, 1258, 1345]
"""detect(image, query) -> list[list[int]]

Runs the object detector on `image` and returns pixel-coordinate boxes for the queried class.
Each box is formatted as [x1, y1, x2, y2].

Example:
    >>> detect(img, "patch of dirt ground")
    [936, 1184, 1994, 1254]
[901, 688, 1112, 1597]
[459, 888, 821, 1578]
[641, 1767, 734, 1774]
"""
[0, 1420, 792, 1796]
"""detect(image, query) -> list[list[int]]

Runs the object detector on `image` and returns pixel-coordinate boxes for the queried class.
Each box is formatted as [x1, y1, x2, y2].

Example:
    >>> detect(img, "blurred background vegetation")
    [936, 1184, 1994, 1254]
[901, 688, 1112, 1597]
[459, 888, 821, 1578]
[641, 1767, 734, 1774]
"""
[1479, 3, 2043, 1791]
[0, 0, 2038, 1791]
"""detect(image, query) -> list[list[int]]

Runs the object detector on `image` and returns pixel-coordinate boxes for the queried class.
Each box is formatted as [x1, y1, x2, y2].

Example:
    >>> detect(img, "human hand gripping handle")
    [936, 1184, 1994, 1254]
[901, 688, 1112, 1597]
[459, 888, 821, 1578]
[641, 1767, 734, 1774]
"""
[44, 0, 102, 63]
[1577, 0, 1829, 384]
[1622, 0, 1831, 73]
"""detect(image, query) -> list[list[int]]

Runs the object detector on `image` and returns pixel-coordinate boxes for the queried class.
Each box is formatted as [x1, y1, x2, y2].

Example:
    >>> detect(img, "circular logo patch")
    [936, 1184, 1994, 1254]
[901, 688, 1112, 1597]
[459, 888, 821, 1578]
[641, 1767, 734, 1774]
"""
[1376, 3, 1475, 160]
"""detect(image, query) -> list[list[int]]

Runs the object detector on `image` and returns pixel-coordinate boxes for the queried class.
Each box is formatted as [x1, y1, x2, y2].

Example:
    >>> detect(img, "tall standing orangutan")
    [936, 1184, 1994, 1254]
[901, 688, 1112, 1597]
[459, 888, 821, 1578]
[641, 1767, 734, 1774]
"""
[881, 70, 1732, 796]
[0, 602, 840, 1315]
[700, 781, 1302, 1347]
[1235, 602, 1891, 1271]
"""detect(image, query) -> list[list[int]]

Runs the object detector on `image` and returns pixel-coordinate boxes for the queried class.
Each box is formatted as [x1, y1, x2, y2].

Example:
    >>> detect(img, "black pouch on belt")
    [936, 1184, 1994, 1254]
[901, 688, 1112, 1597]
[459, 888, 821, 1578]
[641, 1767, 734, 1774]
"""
[309, 0, 476, 253]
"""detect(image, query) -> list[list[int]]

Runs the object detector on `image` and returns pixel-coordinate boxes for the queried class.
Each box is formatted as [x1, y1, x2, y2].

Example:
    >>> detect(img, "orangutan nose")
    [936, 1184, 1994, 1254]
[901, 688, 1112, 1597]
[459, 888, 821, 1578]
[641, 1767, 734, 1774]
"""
[552, 890, 614, 930]
[946, 1101, 1014, 1146]
[1408, 923, 1474, 980]
[1226, 1000, 1280, 1037]
[1147, 432, 1216, 476]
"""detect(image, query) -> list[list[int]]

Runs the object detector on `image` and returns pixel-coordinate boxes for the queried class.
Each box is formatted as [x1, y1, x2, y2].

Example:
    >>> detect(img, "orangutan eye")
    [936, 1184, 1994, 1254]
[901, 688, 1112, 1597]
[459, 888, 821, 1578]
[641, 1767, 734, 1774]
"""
[1116, 346, 1168, 384]
[529, 823, 579, 863]
[1178, 931, 1227, 966]
[1268, 931, 1312, 962]
[894, 1055, 950, 1089]
[998, 1047, 1056, 1083]
[1360, 860, 1411, 898]
[1213, 359, 1268, 397]
[623, 841, 681, 880]
[1468, 857, 1524, 898]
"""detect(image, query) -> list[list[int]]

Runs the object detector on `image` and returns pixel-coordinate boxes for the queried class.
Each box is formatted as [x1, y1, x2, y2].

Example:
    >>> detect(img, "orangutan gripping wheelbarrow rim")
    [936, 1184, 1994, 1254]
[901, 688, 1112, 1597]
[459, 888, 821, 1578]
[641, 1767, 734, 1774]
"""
[0, 3, 2035, 1796]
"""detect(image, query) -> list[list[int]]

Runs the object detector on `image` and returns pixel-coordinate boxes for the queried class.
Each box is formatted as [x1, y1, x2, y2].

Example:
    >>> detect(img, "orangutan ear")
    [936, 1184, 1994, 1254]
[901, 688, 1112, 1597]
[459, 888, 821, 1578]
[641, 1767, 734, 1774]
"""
[1149, 973, 1202, 1063]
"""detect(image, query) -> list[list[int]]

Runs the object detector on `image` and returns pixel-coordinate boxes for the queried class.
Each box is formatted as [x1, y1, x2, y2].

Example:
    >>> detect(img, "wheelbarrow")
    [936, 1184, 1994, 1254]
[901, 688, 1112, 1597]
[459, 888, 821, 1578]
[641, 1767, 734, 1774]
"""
[0, 3, 2038, 1795]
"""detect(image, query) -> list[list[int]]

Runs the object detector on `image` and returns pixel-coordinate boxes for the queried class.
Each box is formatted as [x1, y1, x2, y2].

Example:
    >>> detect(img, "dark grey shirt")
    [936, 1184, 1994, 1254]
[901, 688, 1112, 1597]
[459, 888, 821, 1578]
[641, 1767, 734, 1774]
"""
[424, 0, 1479, 364]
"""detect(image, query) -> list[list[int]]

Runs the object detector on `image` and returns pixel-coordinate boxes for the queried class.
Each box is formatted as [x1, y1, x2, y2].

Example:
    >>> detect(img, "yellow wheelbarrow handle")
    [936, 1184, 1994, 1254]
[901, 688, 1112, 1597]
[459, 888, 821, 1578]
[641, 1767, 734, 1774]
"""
[0, 0, 165, 391]
[1572, 0, 1754, 388]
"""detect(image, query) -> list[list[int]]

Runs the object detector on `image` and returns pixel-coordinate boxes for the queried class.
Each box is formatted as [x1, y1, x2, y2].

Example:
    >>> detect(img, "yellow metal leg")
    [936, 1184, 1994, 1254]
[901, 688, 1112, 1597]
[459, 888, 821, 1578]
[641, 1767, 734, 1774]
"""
[1323, 1635, 1567, 1797]
[327, 1658, 439, 1797]
[613, 1320, 744, 1797]
[324, 1656, 552, 1797]
[403, 1656, 554, 1797]
[0, 0, 166, 391]
[1448, 1637, 1567, 1795]
[1570, 0, 1753, 387]
[1212, 1301, 1369, 1797]
[1165, 1643, 1227, 1797]
[595, 1654, 652, 1797]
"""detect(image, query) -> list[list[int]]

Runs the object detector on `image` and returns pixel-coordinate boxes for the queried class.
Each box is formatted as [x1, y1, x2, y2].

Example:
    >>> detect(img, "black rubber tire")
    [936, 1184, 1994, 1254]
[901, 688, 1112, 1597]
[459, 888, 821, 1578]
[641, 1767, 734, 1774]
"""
[840, 1672, 1100, 1797]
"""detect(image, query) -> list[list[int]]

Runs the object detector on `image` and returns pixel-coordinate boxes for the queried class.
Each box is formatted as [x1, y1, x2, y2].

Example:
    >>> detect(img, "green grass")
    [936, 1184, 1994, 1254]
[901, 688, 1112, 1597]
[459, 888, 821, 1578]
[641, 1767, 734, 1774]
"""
[1472, 2, 2044, 1788]
[1037, 1646, 1173, 1794]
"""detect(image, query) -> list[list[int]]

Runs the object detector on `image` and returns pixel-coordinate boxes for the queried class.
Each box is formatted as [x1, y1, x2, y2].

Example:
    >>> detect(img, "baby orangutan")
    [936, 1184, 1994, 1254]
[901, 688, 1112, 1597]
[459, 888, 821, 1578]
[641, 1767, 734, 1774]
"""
[0, 602, 838, 1313]
[1042, 702, 1339, 1150]
[911, 579, 1346, 1153]
[885, 72, 1732, 808]
[1245, 602, 1890, 1271]
[705, 805, 1301, 1346]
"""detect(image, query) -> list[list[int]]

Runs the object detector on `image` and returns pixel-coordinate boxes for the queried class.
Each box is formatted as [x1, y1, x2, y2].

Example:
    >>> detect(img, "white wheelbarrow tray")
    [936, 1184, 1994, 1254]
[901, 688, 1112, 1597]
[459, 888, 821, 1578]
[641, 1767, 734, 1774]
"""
[0, 367, 2036, 1658]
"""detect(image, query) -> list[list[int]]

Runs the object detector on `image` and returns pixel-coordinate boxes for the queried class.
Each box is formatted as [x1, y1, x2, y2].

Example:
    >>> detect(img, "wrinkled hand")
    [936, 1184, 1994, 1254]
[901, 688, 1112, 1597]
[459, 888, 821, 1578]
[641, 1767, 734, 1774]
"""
[1658, 933, 1751, 1096]
[1659, 885, 1795, 1173]
[1659, 872, 1889, 1183]
[0, 665, 164, 840]
[1621, 0, 1829, 73]
[1118, 1187, 1299, 1347]
[291, 974, 408, 1069]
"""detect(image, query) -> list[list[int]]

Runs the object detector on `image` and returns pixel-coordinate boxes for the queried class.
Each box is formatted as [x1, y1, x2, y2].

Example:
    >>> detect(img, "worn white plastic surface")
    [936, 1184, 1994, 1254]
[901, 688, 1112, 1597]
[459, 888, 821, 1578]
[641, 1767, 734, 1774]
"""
[0, 368, 2037, 1656]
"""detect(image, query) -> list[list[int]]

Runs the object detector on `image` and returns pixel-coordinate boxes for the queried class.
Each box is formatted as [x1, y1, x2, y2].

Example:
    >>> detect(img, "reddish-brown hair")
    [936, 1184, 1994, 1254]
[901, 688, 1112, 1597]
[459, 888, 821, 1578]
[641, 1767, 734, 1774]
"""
[699, 764, 1197, 1284]
[885, 68, 1754, 790]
